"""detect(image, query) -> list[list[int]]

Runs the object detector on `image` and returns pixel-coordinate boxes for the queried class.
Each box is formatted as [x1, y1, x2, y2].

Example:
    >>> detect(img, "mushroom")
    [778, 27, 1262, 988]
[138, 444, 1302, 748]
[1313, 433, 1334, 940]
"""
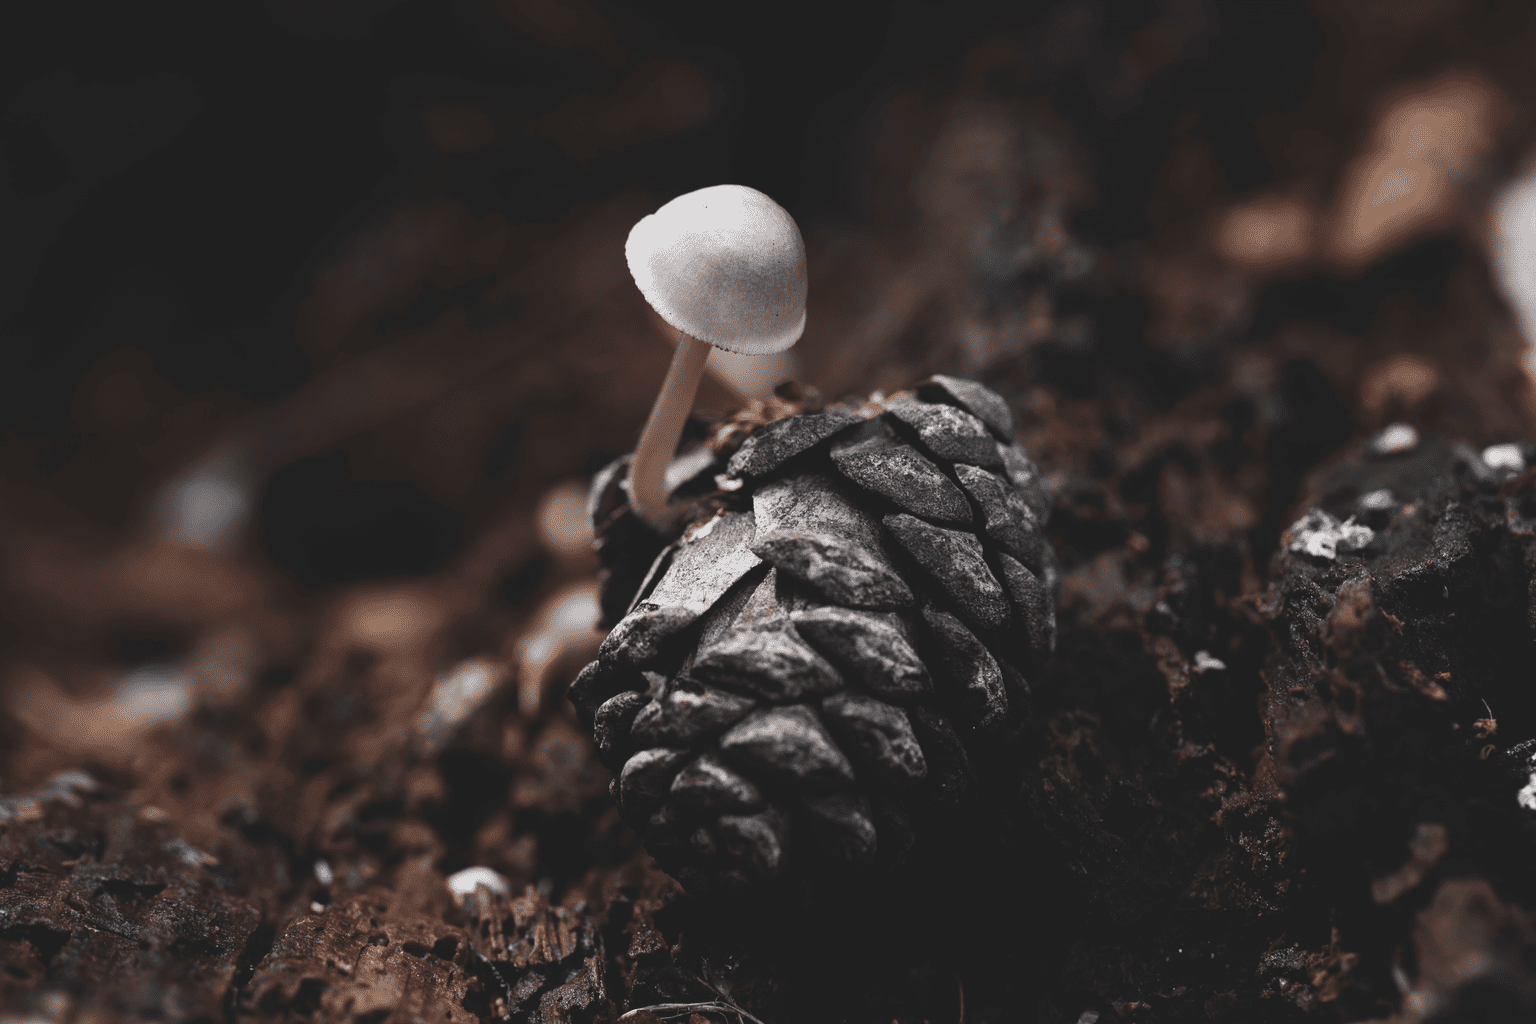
[624, 183, 808, 531]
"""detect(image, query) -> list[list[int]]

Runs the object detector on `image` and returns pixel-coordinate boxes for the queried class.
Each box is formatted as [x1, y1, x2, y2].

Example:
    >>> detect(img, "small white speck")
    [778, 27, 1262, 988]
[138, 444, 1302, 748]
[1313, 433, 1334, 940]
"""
[310, 901, 326, 914]
[314, 859, 334, 885]
[1518, 773, 1536, 811]
[683, 510, 725, 543]
[1075, 1013, 1100, 1024]
[1483, 443, 1525, 474]
[1369, 423, 1419, 456]
[1192, 651, 1227, 674]
[447, 866, 511, 905]
[114, 665, 192, 726]
[429, 661, 499, 727]
[536, 480, 594, 561]
[164, 839, 211, 869]
[714, 474, 744, 491]
[1359, 488, 1396, 512]
[163, 470, 251, 549]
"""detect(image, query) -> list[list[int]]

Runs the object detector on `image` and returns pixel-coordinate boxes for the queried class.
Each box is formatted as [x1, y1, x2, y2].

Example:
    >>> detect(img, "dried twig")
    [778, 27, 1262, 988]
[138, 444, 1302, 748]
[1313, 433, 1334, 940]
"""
[618, 1000, 768, 1024]
[471, 946, 515, 1021]
[695, 967, 768, 1023]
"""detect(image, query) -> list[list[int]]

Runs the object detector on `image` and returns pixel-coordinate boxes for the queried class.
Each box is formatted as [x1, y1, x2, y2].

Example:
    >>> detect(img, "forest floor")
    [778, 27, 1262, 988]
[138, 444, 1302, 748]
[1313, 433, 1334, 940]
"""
[8, 3, 1536, 1022]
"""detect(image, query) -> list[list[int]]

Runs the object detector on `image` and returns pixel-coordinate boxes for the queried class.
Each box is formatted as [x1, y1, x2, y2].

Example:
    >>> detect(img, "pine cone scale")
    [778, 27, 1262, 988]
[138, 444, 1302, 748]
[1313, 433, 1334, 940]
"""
[917, 373, 1016, 438]
[955, 463, 1047, 571]
[642, 511, 762, 616]
[830, 429, 975, 525]
[717, 706, 856, 789]
[804, 792, 878, 865]
[629, 679, 757, 746]
[920, 605, 1010, 732]
[751, 474, 914, 609]
[819, 692, 928, 786]
[789, 607, 933, 702]
[690, 626, 842, 702]
[591, 688, 650, 768]
[726, 411, 864, 478]
[997, 552, 1054, 653]
[883, 512, 1010, 631]
[618, 747, 692, 817]
[885, 398, 1004, 466]
[670, 752, 763, 813]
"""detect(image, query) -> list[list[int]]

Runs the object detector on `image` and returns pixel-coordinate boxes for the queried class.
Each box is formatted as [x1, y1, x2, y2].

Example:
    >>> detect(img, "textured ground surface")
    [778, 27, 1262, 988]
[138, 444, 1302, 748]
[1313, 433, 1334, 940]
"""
[9, 2, 1536, 1022]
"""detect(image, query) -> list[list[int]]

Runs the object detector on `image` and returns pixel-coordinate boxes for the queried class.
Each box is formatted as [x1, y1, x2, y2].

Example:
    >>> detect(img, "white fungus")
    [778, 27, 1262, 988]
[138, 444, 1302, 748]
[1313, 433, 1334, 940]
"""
[1286, 509, 1374, 560]
[624, 184, 809, 531]
[626, 184, 807, 355]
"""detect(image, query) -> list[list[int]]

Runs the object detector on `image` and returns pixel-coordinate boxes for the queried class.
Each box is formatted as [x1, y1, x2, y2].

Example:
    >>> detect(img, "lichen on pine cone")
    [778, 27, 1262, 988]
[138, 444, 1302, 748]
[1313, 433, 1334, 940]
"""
[571, 375, 1057, 896]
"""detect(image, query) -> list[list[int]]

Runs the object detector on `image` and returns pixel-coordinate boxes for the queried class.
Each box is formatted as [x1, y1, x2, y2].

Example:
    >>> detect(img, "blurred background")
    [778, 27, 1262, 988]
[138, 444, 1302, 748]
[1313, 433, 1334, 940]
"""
[5, 0, 1536, 768]
[5, 0, 1536, 895]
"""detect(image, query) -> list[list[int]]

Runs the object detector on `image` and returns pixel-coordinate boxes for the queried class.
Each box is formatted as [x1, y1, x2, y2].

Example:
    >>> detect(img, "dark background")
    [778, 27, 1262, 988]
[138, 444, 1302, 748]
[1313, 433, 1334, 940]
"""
[7, 1, 1536, 583]
[16, 0, 1529, 583]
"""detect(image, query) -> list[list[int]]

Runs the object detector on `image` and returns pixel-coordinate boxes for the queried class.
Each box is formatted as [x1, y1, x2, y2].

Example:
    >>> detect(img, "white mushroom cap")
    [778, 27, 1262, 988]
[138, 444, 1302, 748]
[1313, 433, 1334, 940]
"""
[625, 184, 807, 355]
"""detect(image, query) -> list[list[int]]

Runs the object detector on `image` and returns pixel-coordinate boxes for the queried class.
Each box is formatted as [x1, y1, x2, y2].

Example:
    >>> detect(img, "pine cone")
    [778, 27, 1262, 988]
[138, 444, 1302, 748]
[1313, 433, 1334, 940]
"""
[571, 375, 1057, 896]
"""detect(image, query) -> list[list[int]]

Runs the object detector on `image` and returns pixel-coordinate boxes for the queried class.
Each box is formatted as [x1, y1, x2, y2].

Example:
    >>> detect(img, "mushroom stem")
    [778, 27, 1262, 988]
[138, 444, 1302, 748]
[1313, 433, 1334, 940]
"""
[630, 328, 711, 531]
